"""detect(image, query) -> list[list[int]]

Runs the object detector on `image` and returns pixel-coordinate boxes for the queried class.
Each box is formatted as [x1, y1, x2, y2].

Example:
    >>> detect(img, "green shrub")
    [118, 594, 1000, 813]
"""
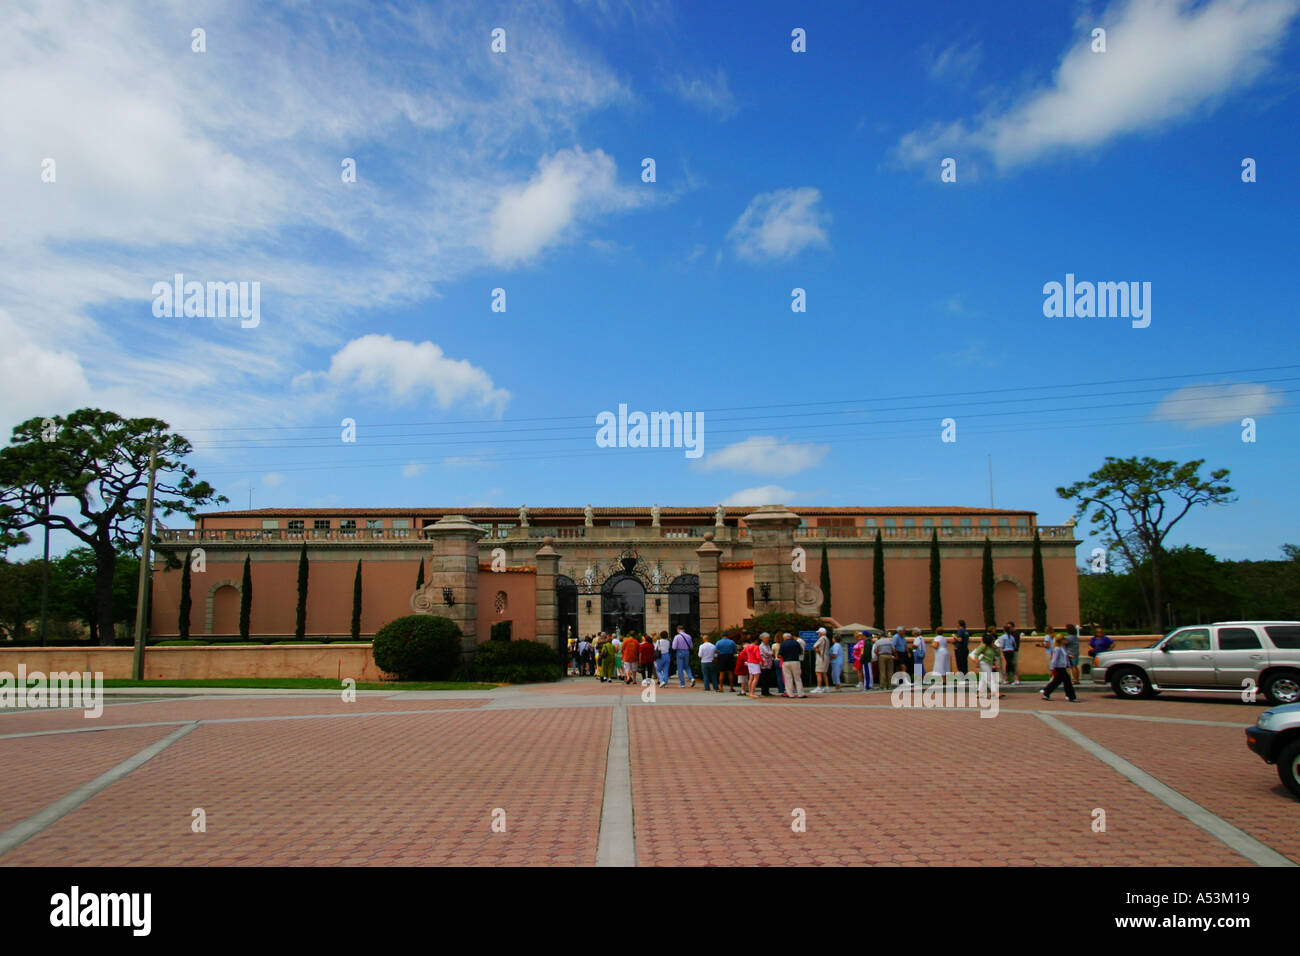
[372, 615, 464, 680]
[463, 638, 561, 684]
[490, 620, 512, 641]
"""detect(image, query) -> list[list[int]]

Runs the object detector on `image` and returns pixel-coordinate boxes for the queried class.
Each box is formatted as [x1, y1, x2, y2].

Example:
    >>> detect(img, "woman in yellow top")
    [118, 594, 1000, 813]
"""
[599, 637, 620, 683]
[969, 632, 1006, 698]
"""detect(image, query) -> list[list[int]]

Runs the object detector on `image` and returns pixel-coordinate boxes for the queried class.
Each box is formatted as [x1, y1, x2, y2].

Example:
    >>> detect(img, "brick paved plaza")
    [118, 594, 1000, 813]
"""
[1, 681, 1295, 867]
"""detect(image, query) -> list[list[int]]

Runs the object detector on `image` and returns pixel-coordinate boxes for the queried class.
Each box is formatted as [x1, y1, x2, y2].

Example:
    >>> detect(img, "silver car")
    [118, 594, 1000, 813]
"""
[1092, 621, 1300, 705]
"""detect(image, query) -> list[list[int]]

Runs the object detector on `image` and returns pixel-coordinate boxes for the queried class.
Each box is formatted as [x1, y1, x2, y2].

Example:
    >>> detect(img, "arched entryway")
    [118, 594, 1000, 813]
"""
[668, 573, 700, 638]
[994, 576, 1026, 626]
[556, 575, 578, 644]
[601, 573, 645, 635]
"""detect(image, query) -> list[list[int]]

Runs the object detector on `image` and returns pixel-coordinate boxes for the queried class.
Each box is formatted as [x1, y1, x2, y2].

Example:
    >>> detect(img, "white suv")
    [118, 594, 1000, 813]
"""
[1092, 621, 1300, 705]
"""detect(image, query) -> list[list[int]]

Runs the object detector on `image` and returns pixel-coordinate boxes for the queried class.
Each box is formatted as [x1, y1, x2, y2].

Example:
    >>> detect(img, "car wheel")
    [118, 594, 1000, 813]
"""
[1262, 671, 1300, 706]
[1277, 740, 1300, 800]
[1110, 667, 1154, 699]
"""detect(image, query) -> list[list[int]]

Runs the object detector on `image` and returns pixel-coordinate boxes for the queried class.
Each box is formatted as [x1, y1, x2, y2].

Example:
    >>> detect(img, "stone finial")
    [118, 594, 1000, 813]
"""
[704, 531, 714, 542]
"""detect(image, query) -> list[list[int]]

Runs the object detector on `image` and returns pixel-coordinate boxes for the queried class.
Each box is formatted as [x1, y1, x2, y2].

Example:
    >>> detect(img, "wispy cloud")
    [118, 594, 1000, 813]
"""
[669, 67, 738, 117]
[1151, 382, 1284, 427]
[897, 0, 1300, 171]
[695, 436, 828, 476]
[722, 485, 801, 507]
[727, 187, 830, 261]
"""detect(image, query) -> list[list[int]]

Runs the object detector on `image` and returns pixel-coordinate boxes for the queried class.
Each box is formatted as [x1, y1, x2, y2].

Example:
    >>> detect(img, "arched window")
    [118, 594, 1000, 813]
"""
[601, 573, 645, 635]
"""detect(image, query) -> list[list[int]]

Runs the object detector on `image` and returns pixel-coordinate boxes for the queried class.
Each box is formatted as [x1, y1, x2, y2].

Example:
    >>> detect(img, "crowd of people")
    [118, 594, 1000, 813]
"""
[565, 622, 1116, 703]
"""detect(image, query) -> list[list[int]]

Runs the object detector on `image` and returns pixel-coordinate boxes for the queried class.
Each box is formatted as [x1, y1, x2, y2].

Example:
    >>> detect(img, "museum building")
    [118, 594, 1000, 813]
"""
[149, 504, 1082, 656]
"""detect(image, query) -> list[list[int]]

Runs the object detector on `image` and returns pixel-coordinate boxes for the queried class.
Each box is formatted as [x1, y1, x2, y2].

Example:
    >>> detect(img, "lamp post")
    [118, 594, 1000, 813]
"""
[38, 488, 51, 647]
[131, 443, 159, 681]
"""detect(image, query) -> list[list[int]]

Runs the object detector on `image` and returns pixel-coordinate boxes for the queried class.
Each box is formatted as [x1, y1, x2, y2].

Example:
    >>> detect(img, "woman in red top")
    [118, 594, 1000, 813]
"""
[637, 634, 655, 682]
[742, 636, 762, 699]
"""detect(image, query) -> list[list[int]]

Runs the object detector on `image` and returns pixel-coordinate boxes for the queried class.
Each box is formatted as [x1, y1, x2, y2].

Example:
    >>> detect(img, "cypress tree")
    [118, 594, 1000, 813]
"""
[819, 543, 832, 617]
[178, 550, 193, 640]
[238, 555, 252, 640]
[929, 530, 942, 632]
[415, 557, 424, 591]
[981, 537, 996, 628]
[295, 542, 309, 639]
[1031, 529, 1047, 631]
[872, 529, 885, 631]
[351, 560, 363, 641]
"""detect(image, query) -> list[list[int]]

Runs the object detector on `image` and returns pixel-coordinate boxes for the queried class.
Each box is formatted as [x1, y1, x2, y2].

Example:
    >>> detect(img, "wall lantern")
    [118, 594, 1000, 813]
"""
[442, 587, 455, 607]
[586, 599, 592, 613]
[655, 598, 662, 612]
[759, 582, 771, 603]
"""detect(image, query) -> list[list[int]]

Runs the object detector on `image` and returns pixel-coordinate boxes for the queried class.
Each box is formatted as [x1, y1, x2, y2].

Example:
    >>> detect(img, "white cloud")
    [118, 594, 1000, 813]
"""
[669, 68, 738, 116]
[262, 472, 285, 487]
[488, 147, 642, 265]
[727, 187, 830, 261]
[897, 0, 1300, 170]
[1151, 383, 1283, 427]
[301, 334, 510, 413]
[721, 485, 801, 507]
[925, 40, 982, 83]
[0, 309, 92, 429]
[0, 1, 636, 439]
[401, 462, 427, 478]
[695, 436, 828, 476]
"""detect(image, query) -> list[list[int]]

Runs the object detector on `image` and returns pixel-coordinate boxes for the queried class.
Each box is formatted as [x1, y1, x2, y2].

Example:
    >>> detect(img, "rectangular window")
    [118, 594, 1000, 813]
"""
[1017, 517, 1029, 527]
[610, 519, 636, 528]
[979, 518, 991, 527]
[1217, 627, 1261, 651]
[340, 520, 356, 530]
[998, 517, 1010, 527]
[313, 519, 330, 530]
[391, 520, 410, 529]
[864, 518, 876, 526]
[288, 519, 304, 531]
[1265, 625, 1300, 649]
[960, 518, 972, 527]
[922, 517, 934, 527]
[903, 518, 915, 527]
[884, 518, 896, 527]
[365, 519, 382, 529]
[941, 517, 954, 527]
[261, 519, 278, 530]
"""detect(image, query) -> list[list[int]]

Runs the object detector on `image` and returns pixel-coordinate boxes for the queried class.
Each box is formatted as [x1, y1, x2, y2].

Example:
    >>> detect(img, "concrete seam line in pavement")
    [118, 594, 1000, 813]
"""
[1035, 712, 1296, 868]
[0, 721, 201, 860]
[595, 695, 636, 867]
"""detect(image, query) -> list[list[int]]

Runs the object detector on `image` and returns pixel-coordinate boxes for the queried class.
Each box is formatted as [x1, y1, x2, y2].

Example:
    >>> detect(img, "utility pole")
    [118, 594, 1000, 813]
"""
[131, 443, 159, 681]
[39, 488, 51, 647]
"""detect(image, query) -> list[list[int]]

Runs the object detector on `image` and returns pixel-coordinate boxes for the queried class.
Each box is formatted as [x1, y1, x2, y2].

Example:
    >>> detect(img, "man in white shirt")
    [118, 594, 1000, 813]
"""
[698, 635, 718, 691]
[999, 625, 1020, 686]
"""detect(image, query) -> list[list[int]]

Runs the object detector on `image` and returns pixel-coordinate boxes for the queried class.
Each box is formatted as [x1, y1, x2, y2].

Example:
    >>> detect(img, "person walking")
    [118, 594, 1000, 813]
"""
[970, 631, 1005, 698]
[998, 624, 1020, 686]
[932, 627, 950, 677]
[621, 632, 641, 684]
[638, 633, 655, 683]
[715, 631, 737, 693]
[812, 627, 831, 693]
[953, 620, 970, 675]
[911, 628, 926, 681]
[874, 632, 895, 688]
[830, 636, 844, 690]
[1064, 624, 1081, 684]
[1041, 627, 1054, 672]
[671, 625, 696, 688]
[699, 633, 718, 691]
[654, 630, 671, 686]
[1040, 634, 1079, 702]
[577, 635, 592, 676]
[779, 632, 807, 698]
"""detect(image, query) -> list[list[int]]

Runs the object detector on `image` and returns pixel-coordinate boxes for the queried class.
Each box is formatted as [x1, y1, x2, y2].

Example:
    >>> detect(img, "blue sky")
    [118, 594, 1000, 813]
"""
[3, 0, 1299, 562]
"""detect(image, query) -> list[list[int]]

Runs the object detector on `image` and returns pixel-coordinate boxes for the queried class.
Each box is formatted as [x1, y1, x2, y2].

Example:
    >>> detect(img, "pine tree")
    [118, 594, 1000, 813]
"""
[981, 537, 996, 628]
[178, 549, 193, 640]
[1031, 529, 1047, 631]
[295, 542, 309, 639]
[238, 555, 252, 640]
[819, 543, 831, 617]
[351, 560, 363, 641]
[929, 530, 942, 632]
[872, 529, 885, 631]
[415, 557, 424, 591]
